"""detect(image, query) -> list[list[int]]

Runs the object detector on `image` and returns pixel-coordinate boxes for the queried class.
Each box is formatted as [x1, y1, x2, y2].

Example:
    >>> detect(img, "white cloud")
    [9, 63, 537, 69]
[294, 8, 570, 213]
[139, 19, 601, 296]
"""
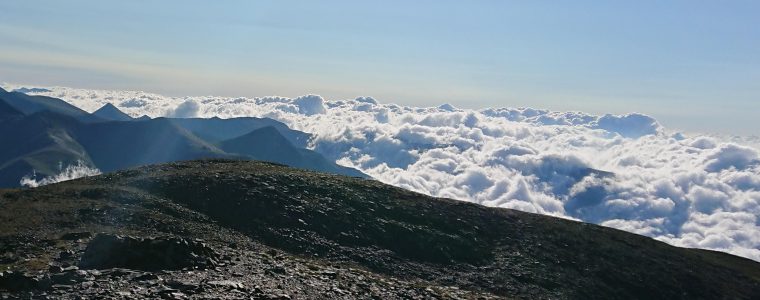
[703, 144, 758, 173]
[8, 83, 760, 261]
[20, 161, 101, 188]
[592, 113, 661, 138]
[293, 94, 327, 115]
[168, 99, 201, 118]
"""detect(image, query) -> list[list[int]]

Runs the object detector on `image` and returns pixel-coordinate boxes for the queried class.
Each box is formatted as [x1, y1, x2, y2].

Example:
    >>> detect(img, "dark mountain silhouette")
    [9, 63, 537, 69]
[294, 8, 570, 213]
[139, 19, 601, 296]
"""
[72, 118, 233, 172]
[92, 103, 133, 121]
[220, 126, 366, 178]
[1, 160, 759, 299]
[0, 102, 231, 186]
[0, 88, 101, 123]
[169, 117, 310, 147]
[0, 91, 365, 187]
[11, 87, 52, 93]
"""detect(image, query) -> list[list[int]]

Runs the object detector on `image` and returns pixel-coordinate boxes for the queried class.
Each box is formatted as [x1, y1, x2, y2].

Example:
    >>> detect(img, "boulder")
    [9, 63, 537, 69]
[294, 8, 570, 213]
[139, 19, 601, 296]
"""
[78, 234, 218, 271]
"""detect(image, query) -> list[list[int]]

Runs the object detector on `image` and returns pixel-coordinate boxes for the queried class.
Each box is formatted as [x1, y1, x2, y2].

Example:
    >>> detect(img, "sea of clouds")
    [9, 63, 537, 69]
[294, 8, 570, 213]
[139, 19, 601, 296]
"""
[5, 84, 760, 261]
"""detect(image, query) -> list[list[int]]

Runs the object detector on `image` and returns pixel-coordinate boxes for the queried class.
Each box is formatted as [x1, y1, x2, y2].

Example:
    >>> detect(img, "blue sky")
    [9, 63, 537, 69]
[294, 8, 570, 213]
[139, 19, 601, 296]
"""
[1, 0, 758, 134]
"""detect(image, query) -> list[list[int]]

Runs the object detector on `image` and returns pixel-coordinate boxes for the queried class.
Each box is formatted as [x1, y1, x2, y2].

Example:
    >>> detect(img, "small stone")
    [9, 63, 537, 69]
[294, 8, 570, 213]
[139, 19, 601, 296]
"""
[63, 266, 80, 272]
[61, 232, 93, 240]
[159, 290, 186, 300]
[157, 287, 180, 294]
[102, 268, 134, 277]
[320, 270, 338, 279]
[207, 280, 245, 290]
[50, 269, 89, 285]
[252, 285, 264, 294]
[166, 280, 198, 291]
[59, 250, 75, 259]
[134, 273, 161, 281]
[48, 265, 64, 273]
[267, 266, 287, 275]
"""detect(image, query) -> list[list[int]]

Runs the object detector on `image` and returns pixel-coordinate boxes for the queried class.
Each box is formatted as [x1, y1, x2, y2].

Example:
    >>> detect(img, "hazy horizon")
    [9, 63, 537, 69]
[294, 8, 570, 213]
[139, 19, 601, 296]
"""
[3, 81, 760, 142]
[1, 1, 759, 134]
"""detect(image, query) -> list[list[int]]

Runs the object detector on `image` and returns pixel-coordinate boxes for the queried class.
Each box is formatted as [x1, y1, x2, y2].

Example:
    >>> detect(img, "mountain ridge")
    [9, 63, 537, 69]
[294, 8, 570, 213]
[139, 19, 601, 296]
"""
[0, 92, 365, 187]
[219, 126, 366, 178]
[0, 88, 102, 123]
[1, 159, 758, 299]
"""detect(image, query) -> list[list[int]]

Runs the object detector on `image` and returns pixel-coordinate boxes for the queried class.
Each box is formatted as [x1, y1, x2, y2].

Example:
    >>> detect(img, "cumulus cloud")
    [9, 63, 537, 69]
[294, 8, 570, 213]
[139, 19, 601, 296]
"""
[293, 94, 326, 115]
[593, 113, 661, 138]
[120, 98, 149, 108]
[703, 144, 758, 172]
[9, 84, 760, 261]
[20, 161, 101, 188]
[480, 108, 662, 138]
[167, 99, 201, 118]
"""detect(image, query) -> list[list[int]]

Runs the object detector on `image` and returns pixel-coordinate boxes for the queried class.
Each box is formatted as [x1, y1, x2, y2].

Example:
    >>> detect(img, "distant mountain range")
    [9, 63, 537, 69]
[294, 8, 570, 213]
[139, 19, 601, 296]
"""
[0, 87, 365, 187]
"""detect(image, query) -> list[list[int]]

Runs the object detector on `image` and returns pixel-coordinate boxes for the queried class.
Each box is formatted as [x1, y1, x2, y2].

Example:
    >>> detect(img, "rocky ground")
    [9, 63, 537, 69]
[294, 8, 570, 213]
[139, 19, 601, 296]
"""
[1, 233, 484, 299]
[1, 159, 760, 299]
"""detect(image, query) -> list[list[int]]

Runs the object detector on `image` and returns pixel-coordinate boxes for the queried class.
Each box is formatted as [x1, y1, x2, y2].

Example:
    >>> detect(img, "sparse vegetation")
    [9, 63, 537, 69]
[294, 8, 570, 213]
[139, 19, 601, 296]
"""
[1, 159, 759, 299]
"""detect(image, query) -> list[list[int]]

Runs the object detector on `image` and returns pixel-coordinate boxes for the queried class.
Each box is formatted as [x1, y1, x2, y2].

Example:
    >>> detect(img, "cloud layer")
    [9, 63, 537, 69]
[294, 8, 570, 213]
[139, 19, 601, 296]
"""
[6, 84, 760, 261]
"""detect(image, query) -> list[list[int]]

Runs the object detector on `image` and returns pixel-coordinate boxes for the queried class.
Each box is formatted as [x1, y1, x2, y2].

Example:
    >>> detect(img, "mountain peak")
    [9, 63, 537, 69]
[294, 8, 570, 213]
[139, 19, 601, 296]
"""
[0, 90, 99, 123]
[93, 103, 133, 121]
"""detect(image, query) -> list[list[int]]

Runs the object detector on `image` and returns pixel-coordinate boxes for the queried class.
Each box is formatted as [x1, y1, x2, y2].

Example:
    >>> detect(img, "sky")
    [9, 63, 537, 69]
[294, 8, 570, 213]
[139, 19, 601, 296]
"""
[1, 0, 758, 134]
